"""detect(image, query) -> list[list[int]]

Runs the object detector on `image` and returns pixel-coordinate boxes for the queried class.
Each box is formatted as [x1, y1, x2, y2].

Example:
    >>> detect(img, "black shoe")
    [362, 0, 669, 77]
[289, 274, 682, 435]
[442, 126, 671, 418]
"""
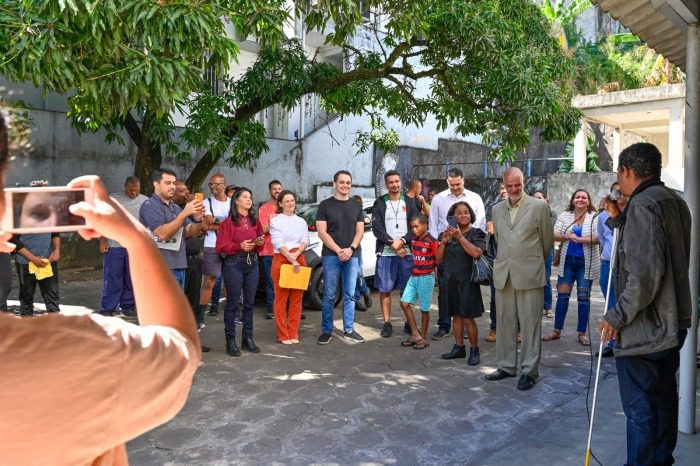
[201, 345, 211, 353]
[468, 347, 480, 366]
[301, 313, 306, 320]
[363, 293, 373, 309]
[318, 332, 333, 345]
[597, 347, 614, 358]
[265, 311, 274, 319]
[242, 337, 260, 353]
[343, 330, 365, 343]
[403, 322, 411, 335]
[517, 374, 536, 391]
[441, 344, 467, 359]
[226, 337, 241, 357]
[485, 369, 515, 381]
[431, 328, 450, 341]
[208, 304, 219, 316]
[380, 322, 393, 338]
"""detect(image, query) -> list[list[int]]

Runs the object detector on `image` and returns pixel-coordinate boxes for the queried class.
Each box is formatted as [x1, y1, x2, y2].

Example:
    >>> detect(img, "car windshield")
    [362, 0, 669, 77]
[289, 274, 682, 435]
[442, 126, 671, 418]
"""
[296, 204, 318, 231]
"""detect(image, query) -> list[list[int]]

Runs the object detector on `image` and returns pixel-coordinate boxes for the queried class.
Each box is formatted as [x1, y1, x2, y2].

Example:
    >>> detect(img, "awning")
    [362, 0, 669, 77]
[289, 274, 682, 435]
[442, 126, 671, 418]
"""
[591, 0, 700, 71]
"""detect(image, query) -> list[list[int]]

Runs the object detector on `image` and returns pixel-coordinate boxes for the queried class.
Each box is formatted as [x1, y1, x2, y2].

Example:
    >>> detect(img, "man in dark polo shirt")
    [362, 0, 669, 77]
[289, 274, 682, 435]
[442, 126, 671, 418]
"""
[139, 168, 204, 288]
[316, 170, 365, 345]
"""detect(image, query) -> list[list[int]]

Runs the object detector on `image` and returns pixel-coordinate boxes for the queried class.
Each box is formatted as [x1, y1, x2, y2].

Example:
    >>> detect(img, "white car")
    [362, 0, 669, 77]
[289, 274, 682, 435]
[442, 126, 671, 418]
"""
[296, 199, 377, 310]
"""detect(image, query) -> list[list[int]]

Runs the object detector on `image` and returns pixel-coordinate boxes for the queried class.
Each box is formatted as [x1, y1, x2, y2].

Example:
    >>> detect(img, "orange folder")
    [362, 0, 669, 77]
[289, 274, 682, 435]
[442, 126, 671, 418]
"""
[279, 264, 312, 290]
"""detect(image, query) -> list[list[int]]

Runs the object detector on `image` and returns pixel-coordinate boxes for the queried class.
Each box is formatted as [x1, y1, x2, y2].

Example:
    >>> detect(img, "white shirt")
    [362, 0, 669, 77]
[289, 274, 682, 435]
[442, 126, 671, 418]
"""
[204, 196, 231, 248]
[428, 188, 486, 238]
[108, 192, 148, 248]
[270, 214, 309, 252]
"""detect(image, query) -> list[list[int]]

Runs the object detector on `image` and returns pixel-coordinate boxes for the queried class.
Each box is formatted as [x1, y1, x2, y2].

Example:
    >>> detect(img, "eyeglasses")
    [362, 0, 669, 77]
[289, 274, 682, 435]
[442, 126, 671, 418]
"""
[209, 182, 225, 187]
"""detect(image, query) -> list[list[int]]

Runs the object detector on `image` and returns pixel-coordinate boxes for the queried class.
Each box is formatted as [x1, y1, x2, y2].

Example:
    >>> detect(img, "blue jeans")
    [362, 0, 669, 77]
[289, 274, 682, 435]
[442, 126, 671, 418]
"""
[616, 330, 686, 466]
[543, 248, 553, 311]
[171, 268, 186, 290]
[599, 259, 615, 310]
[210, 275, 223, 306]
[222, 256, 259, 338]
[101, 247, 135, 312]
[261, 255, 275, 312]
[554, 255, 591, 333]
[354, 255, 369, 300]
[321, 256, 359, 334]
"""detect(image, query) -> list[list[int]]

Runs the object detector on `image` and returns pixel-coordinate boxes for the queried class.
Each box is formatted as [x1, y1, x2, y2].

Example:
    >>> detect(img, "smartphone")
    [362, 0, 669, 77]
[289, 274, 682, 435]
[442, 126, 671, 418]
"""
[193, 192, 204, 202]
[1, 186, 94, 234]
[447, 215, 457, 228]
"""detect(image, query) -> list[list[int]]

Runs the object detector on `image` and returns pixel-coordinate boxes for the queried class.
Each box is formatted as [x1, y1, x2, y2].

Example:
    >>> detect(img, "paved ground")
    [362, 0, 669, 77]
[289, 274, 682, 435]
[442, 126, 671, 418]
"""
[7, 274, 700, 465]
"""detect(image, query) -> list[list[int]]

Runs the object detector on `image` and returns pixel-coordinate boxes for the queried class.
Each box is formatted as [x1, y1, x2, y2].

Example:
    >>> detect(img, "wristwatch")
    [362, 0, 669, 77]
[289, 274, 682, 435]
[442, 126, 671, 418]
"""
[349, 245, 357, 252]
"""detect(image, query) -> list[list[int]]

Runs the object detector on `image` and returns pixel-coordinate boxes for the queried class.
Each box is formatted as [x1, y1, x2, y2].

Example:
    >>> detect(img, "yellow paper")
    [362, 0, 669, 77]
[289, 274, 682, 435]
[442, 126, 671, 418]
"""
[279, 264, 312, 290]
[28, 259, 53, 280]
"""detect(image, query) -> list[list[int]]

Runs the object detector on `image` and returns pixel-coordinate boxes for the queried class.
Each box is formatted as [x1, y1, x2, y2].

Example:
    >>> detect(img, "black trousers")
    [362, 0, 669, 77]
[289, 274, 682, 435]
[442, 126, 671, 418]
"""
[16, 262, 60, 315]
[185, 254, 203, 323]
[0, 253, 12, 311]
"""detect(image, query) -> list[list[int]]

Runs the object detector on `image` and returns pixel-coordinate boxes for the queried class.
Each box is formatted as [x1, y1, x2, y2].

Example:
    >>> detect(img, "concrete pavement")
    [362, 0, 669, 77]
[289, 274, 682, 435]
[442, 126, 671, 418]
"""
[7, 276, 699, 465]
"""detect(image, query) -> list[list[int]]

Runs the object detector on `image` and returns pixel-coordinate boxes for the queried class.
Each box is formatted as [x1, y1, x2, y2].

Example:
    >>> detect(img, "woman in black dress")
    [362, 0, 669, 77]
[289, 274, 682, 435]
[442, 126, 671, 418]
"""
[437, 201, 487, 366]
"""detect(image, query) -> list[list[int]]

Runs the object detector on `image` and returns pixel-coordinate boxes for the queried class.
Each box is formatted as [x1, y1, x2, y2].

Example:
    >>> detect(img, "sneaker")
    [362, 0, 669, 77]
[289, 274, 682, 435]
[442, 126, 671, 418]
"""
[431, 328, 450, 341]
[380, 322, 393, 338]
[197, 321, 206, 331]
[318, 333, 333, 345]
[343, 330, 365, 343]
[265, 311, 274, 320]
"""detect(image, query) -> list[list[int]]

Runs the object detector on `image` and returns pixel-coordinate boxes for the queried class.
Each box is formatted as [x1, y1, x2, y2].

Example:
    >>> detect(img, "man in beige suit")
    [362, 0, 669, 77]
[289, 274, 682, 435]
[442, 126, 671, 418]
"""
[486, 168, 553, 390]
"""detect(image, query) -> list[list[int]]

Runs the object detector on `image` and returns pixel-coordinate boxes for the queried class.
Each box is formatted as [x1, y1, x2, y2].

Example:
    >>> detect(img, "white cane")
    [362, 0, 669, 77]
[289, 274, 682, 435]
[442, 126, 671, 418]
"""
[585, 226, 618, 466]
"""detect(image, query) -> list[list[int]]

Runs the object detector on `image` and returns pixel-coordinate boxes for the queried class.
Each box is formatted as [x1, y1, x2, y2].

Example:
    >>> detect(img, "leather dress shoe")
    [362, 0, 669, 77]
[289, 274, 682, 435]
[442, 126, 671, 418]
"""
[242, 337, 260, 353]
[485, 369, 515, 381]
[517, 374, 536, 391]
[226, 337, 241, 357]
[441, 344, 466, 359]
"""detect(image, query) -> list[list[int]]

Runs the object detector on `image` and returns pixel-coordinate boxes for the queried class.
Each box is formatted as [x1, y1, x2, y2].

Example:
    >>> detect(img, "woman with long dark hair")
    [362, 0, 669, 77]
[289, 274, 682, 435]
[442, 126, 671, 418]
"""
[215, 187, 264, 356]
[543, 189, 600, 346]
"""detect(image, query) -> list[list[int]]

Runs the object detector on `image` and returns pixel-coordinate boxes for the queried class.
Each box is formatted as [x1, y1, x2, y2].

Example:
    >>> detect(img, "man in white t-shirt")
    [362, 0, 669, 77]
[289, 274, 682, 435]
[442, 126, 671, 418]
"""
[198, 174, 231, 323]
[98, 176, 148, 317]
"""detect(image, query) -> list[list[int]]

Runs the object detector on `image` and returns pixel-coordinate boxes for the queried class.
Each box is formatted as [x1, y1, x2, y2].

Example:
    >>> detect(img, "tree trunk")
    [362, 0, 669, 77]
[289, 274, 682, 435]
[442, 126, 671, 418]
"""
[186, 147, 221, 191]
[132, 113, 162, 196]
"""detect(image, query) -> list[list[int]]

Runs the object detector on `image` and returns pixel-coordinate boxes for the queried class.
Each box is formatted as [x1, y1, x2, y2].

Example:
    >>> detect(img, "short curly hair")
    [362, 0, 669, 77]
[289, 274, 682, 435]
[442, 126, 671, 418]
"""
[618, 143, 661, 180]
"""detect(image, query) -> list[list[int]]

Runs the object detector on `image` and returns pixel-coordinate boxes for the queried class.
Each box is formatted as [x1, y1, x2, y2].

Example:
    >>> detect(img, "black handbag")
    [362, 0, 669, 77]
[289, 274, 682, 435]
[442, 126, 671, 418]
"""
[471, 233, 495, 286]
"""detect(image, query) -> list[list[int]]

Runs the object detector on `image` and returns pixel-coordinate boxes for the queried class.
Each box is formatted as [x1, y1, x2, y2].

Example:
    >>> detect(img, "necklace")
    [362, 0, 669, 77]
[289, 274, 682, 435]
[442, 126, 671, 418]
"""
[388, 198, 401, 229]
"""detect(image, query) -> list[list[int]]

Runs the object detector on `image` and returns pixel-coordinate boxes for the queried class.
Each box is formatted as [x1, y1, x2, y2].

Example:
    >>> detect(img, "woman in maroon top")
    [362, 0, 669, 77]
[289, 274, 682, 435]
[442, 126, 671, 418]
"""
[216, 187, 264, 357]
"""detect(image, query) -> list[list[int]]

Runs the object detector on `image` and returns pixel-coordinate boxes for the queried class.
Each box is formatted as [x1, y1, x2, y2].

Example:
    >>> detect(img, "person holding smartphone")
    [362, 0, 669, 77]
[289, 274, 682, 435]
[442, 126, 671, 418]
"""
[0, 113, 201, 464]
[215, 187, 264, 357]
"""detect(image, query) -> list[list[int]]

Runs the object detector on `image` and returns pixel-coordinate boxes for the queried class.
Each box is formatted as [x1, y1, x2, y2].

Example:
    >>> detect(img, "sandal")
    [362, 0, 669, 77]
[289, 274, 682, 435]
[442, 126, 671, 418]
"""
[401, 339, 416, 347]
[542, 330, 561, 342]
[578, 333, 591, 346]
[413, 339, 429, 350]
[545, 310, 553, 318]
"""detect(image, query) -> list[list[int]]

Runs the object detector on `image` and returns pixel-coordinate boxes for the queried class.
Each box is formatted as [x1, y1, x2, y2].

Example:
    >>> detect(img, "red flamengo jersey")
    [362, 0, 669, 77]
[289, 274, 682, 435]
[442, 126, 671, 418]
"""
[410, 234, 439, 275]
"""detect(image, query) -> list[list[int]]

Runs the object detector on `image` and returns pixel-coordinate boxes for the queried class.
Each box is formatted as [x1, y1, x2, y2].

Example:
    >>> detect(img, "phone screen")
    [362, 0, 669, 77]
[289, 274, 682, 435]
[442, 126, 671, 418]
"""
[4, 188, 88, 233]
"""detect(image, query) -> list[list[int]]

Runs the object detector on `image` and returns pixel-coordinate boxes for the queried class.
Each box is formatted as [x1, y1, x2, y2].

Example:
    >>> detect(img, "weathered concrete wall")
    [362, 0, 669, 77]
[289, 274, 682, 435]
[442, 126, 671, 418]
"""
[548, 172, 618, 217]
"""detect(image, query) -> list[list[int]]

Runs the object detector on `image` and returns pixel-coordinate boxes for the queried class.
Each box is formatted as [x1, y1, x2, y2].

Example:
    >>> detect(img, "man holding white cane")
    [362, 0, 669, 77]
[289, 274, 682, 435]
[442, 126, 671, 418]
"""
[599, 142, 691, 466]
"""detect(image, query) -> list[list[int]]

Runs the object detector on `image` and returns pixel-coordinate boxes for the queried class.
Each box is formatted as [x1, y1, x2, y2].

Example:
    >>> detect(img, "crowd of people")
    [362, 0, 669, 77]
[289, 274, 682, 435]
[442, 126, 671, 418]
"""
[0, 109, 692, 464]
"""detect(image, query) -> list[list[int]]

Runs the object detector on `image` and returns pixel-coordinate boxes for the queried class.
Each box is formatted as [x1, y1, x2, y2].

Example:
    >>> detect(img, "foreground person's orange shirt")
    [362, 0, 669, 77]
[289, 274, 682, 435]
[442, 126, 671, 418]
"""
[0, 310, 200, 465]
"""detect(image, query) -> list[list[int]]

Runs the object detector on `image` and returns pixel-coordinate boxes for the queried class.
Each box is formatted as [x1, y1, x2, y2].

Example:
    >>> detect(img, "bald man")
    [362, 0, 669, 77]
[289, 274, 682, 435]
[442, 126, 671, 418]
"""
[486, 168, 553, 390]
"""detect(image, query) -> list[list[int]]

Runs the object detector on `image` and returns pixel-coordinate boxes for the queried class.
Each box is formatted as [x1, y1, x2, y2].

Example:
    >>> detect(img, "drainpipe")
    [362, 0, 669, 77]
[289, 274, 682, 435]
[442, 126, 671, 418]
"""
[680, 22, 699, 436]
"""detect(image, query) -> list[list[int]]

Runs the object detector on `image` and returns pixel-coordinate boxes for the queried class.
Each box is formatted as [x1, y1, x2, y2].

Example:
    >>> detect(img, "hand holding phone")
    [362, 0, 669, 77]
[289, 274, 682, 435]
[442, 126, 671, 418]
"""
[2, 186, 94, 234]
[447, 215, 458, 228]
